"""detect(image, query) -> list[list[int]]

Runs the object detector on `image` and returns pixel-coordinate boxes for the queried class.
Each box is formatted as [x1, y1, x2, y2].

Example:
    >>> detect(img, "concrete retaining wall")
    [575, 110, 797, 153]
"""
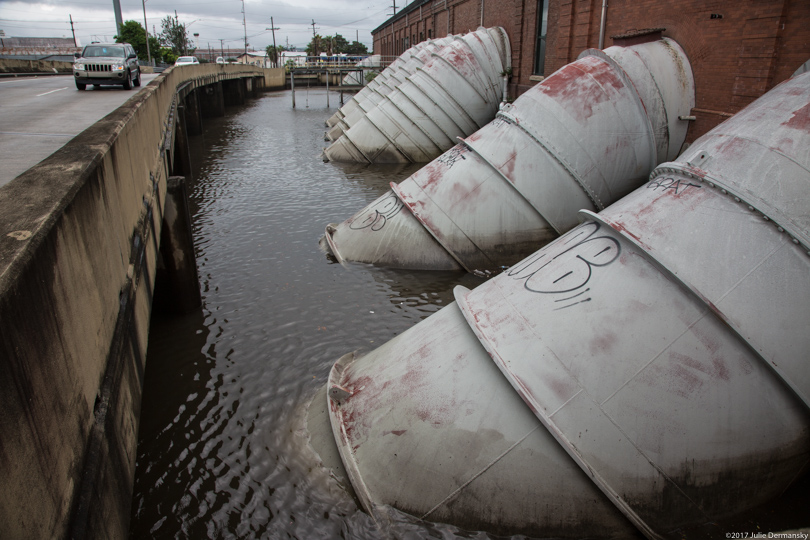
[0, 58, 75, 73]
[0, 64, 284, 540]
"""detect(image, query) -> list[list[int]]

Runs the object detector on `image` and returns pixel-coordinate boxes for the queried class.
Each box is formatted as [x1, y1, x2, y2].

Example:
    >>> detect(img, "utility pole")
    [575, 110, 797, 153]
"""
[220, 38, 224, 57]
[265, 17, 279, 67]
[311, 19, 317, 38]
[391, 0, 397, 16]
[141, 0, 151, 64]
[69, 14, 77, 47]
[242, 0, 248, 54]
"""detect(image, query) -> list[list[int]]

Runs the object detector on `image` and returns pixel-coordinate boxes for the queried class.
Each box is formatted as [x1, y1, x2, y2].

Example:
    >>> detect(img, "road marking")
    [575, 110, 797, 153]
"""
[36, 87, 69, 97]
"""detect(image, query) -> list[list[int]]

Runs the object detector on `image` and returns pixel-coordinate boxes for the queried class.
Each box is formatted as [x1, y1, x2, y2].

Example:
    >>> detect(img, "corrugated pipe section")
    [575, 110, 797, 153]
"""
[321, 38, 695, 272]
[320, 71, 810, 539]
[339, 54, 382, 87]
[322, 27, 512, 163]
[324, 39, 453, 135]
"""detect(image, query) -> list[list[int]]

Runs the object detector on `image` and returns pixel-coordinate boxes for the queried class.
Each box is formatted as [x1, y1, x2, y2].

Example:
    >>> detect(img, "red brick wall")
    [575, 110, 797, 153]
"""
[372, 0, 810, 142]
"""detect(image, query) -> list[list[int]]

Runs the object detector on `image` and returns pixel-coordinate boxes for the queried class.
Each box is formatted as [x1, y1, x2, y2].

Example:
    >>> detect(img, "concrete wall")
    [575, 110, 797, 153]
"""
[0, 64, 283, 540]
[0, 58, 75, 73]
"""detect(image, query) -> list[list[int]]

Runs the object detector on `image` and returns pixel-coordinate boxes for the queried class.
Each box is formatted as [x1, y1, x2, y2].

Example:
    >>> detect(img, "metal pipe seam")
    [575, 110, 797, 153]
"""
[377, 88, 447, 155]
[454, 283, 683, 540]
[408, 66, 481, 134]
[587, 207, 806, 416]
[456, 135, 565, 234]
[324, 29, 509, 163]
[396, 71, 471, 138]
[444, 33, 503, 103]
[497, 109, 606, 211]
[326, 38, 453, 129]
[582, 48, 660, 172]
[390, 180, 489, 272]
[656, 162, 810, 254]
[325, 50, 439, 140]
[349, 100, 422, 163]
[366, 58, 494, 158]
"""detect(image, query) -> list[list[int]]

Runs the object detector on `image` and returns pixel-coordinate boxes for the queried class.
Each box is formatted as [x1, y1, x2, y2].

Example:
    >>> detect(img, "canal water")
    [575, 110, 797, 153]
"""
[129, 88, 490, 539]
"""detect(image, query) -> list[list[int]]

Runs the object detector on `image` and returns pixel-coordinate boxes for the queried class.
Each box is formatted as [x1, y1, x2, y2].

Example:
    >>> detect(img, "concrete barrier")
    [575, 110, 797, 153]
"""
[0, 64, 284, 540]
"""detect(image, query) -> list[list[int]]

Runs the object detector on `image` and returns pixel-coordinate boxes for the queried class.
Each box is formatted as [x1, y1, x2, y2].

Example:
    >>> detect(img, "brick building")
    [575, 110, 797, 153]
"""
[371, 0, 810, 142]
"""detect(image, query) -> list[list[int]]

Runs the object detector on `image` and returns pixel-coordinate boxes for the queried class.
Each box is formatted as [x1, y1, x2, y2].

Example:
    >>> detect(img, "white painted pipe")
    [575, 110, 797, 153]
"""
[315, 70, 810, 540]
[322, 38, 695, 270]
[323, 27, 512, 163]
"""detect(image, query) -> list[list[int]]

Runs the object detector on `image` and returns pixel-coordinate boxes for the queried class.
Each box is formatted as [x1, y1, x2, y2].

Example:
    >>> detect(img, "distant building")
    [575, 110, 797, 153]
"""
[0, 36, 77, 48]
[236, 51, 269, 67]
[280, 51, 308, 67]
[371, 0, 810, 143]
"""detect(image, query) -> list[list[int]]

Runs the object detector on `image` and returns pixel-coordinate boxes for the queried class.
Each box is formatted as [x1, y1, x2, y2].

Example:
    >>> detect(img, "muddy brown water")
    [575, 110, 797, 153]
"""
[129, 88, 809, 540]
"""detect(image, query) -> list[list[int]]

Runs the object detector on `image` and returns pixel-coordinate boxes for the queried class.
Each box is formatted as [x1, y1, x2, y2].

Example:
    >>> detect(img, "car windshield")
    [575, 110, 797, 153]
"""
[83, 46, 126, 58]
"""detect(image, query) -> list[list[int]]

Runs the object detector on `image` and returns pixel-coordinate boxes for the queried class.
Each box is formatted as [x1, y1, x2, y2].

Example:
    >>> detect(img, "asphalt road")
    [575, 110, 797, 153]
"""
[0, 73, 160, 187]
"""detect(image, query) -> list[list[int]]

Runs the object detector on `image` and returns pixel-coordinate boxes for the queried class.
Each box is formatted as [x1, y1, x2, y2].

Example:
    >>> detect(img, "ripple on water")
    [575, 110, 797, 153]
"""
[129, 89, 494, 539]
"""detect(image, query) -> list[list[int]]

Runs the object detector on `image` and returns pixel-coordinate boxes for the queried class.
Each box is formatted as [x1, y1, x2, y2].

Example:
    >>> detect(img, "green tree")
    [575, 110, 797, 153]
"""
[305, 34, 325, 56]
[344, 40, 369, 55]
[115, 20, 160, 61]
[265, 44, 288, 67]
[306, 33, 365, 56]
[159, 15, 194, 56]
[329, 34, 349, 54]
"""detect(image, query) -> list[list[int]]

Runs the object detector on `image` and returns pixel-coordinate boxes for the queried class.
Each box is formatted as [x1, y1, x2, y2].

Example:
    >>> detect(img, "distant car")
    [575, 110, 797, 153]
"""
[216, 57, 226, 64]
[175, 56, 200, 66]
[73, 42, 140, 91]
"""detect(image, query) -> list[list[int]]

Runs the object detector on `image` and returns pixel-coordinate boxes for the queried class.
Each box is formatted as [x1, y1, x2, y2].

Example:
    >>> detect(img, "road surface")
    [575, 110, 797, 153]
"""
[0, 73, 160, 187]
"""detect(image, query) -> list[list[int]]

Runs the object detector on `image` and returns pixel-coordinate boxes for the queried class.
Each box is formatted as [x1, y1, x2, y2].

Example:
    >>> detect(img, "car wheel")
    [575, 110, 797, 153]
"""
[123, 70, 132, 90]
[133, 70, 141, 87]
[76, 81, 86, 90]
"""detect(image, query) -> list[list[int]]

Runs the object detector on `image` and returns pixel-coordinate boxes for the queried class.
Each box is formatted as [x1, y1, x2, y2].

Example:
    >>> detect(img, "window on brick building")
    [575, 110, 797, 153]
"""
[428, 29, 432, 39]
[534, 0, 548, 75]
[420, 31, 424, 42]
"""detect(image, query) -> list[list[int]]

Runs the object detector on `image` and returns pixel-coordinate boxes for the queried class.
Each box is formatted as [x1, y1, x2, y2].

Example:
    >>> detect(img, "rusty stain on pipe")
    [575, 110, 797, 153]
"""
[312, 70, 810, 539]
[321, 38, 695, 272]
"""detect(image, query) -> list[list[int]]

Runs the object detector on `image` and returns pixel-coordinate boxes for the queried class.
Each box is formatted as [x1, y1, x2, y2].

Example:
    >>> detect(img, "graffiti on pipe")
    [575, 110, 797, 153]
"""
[349, 192, 405, 232]
[647, 177, 702, 195]
[506, 222, 620, 309]
[436, 145, 468, 168]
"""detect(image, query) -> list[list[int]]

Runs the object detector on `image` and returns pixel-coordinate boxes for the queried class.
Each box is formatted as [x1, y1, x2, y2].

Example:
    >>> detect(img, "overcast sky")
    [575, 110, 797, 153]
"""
[0, 0, 402, 52]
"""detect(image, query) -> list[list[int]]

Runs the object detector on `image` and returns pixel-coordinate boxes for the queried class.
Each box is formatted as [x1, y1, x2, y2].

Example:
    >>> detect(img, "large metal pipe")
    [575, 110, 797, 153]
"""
[322, 38, 694, 271]
[323, 27, 512, 163]
[325, 38, 454, 132]
[324, 38, 454, 141]
[315, 71, 810, 539]
[339, 54, 381, 87]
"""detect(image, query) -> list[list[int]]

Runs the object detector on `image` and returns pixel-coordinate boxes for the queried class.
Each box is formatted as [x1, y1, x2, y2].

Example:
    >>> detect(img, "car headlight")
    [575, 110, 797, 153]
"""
[74, 63, 85, 70]
[111, 63, 125, 71]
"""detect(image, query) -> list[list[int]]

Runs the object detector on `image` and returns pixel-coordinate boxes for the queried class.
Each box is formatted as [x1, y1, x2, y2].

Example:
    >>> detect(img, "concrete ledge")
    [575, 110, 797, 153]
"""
[0, 63, 281, 540]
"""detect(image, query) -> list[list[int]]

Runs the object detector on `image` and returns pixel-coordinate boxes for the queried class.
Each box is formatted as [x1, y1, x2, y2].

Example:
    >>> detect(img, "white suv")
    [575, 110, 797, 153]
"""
[73, 42, 141, 91]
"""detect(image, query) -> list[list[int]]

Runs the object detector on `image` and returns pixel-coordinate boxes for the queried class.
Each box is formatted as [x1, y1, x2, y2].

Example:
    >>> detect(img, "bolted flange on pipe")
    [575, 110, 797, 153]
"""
[321, 38, 695, 272]
[322, 27, 512, 164]
[315, 70, 810, 540]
